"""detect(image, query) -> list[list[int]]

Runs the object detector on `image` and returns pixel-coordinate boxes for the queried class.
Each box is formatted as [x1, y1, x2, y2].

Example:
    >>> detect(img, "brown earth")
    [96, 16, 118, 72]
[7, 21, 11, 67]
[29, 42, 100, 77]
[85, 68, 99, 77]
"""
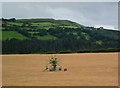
[2, 53, 118, 86]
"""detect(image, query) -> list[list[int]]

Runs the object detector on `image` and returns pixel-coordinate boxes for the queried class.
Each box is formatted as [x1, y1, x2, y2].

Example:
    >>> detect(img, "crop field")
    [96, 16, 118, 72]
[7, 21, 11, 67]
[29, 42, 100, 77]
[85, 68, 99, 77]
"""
[2, 53, 118, 86]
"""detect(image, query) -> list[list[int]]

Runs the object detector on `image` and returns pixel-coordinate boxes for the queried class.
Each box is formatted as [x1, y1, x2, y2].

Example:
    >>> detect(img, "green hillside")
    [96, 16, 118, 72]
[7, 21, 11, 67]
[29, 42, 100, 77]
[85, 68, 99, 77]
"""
[1, 18, 120, 54]
[2, 18, 83, 40]
[2, 31, 28, 40]
[4, 18, 82, 30]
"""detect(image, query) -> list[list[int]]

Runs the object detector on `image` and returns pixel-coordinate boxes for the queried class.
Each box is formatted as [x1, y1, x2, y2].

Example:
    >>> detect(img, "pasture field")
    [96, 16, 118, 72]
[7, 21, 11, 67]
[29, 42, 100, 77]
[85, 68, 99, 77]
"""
[2, 53, 118, 86]
[2, 31, 28, 40]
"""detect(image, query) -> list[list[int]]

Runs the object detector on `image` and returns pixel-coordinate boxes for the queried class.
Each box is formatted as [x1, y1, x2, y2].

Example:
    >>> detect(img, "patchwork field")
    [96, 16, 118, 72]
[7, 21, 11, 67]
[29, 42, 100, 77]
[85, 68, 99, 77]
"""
[2, 53, 118, 86]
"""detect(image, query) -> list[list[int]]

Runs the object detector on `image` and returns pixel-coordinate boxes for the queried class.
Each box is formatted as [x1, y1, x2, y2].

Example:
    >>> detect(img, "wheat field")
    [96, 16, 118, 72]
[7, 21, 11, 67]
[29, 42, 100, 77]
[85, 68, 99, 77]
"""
[2, 53, 118, 86]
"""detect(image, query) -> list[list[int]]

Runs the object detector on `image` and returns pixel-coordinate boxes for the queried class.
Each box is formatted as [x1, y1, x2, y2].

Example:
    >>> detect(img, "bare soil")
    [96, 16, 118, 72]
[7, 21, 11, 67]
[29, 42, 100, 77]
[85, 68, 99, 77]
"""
[2, 53, 118, 86]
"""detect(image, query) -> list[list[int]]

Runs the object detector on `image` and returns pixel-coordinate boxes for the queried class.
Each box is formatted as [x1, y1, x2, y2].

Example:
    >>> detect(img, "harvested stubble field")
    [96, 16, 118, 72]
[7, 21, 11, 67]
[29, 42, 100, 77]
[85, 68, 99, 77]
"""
[2, 53, 118, 86]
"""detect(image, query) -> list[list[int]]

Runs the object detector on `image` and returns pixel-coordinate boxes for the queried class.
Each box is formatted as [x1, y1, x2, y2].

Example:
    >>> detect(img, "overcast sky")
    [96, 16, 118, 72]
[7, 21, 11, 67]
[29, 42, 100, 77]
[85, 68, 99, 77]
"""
[2, 2, 118, 30]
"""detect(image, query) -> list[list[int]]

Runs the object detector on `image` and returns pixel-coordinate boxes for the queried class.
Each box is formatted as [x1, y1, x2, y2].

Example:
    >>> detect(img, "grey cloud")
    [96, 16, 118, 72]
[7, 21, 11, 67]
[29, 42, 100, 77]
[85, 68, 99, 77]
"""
[2, 2, 118, 29]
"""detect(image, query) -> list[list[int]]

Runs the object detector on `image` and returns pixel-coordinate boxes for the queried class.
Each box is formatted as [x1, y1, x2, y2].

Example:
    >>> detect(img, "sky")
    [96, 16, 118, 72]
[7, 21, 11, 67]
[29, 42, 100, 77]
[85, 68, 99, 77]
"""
[2, 2, 118, 30]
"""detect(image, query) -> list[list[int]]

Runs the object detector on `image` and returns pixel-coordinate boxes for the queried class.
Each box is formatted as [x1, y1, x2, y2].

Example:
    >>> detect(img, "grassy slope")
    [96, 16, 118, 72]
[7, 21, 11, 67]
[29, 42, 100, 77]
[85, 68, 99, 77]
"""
[10, 18, 82, 29]
[2, 31, 28, 40]
[2, 19, 83, 40]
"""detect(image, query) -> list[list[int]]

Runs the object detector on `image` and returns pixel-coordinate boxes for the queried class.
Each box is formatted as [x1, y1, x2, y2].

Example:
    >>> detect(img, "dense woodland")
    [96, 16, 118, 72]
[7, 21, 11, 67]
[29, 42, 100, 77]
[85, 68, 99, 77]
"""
[1, 18, 120, 54]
